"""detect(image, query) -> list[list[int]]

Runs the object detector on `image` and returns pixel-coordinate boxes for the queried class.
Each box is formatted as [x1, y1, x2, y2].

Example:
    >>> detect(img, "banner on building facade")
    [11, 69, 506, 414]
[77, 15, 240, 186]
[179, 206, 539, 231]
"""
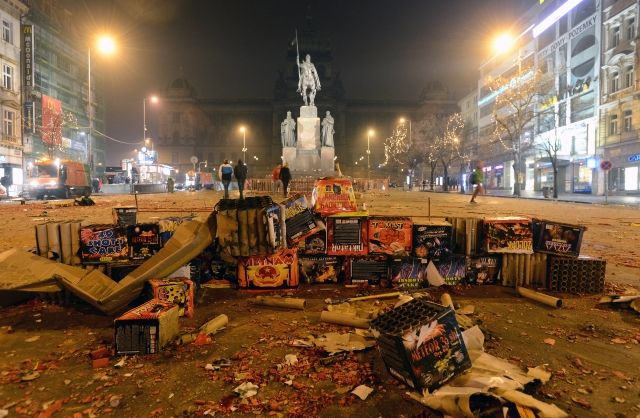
[23, 102, 35, 133]
[41, 95, 62, 147]
[21, 25, 34, 87]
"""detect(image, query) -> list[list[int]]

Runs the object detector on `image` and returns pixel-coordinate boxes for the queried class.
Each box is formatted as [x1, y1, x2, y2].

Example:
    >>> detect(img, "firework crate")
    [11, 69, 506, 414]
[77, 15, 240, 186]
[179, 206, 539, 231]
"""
[370, 298, 471, 393]
[501, 253, 547, 288]
[466, 255, 502, 285]
[327, 211, 368, 256]
[113, 207, 137, 227]
[299, 255, 341, 284]
[412, 220, 453, 261]
[548, 256, 605, 294]
[237, 248, 299, 289]
[484, 217, 533, 254]
[389, 257, 428, 289]
[445, 217, 483, 256]
[433, 255, 467, 286]
[313, 177, 358, 216]
[80, 225, 129, 264]
[114, 299, 179, 355]
[128, 223, 161, 260]
[344, 255, 389, 287]
[149, 278, 195, 318]
[368, 216, 413, 256]
[298, 230, 327, 255]
[282, 194, 324, 245]
[532, 219, 585, 258]
[158, 216, 195, 246]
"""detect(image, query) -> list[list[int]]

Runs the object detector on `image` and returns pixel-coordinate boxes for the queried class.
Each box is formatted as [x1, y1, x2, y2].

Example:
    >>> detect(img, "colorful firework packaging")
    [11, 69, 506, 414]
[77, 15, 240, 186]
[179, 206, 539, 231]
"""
[326, 211, 368, 256]
[389, 257, 428, 289]
[80, 225, 129, 264]
[412, 220, 453, 261]
[299, 255, 341, 283]
[237, 248, 299, 289]
[367, 216, 413, 256]
[114, 299, 180, 355]
[312, 177, 358, 216]
[484, 217, 533, 254]
[532, 219, 584, 258]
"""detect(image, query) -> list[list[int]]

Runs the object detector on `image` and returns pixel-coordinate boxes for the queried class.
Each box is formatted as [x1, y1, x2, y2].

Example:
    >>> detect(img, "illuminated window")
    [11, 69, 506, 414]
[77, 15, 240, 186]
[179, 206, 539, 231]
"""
[1, 64, 12, 90]
[624, 110, 632, 132]
[3, 109, 14, 136]
[610, 114, 618, 135]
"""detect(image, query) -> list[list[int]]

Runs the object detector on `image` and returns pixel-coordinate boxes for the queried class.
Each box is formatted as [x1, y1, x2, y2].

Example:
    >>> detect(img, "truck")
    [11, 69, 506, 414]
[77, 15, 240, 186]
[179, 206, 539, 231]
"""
[28, 159, 92, 199]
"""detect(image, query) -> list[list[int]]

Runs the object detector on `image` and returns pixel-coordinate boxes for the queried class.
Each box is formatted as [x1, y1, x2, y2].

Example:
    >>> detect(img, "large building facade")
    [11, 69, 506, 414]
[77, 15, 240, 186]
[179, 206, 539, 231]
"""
[470, 0, 640, 196]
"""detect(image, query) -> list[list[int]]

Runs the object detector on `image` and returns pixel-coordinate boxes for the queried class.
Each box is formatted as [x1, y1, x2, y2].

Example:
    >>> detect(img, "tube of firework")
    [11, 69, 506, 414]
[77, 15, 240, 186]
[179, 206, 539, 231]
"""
[70, 221, 82, 266]
[35, 223, 48, 257]
[238, 199, 250, 256]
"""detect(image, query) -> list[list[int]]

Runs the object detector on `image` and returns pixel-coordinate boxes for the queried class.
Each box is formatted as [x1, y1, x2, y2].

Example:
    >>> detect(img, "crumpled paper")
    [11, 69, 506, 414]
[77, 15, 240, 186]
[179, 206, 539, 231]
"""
[351, 384, 374, 400]
[233, 382, 259, 398]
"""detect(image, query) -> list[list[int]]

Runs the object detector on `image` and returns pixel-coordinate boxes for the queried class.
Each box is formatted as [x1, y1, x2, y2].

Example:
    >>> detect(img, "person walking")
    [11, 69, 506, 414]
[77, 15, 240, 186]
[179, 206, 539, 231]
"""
[271, 163, 282, 193]
[234, 159, 248, 199]
[279, 162, 291, 198]
[218, 159, 233, 199]
[469, 162, 485, 204]
[166, 176, 175, 193]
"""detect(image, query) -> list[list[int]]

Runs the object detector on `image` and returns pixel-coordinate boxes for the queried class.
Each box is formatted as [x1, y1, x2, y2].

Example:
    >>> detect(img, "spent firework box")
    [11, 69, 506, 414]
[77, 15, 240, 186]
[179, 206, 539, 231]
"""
[466, 255, 501, 284]
[237, 248, 299, 289]
[128, 224, 161, 260]
[114, 299, 179, 355]
[298, 230, 327, 255]
[312, 177, 358, 216]
[189, 242, 237, 288]
[344, 255, 389, 287]
[389, 257, 428, 289]
[283, 194, 324, 245]
[149, 278, 195, 318]
[299, 255, 341, 284]
[158, 216, 194, 245]
[484, 216, 533, 254]
[264, 203, 287, 252]
[80, 224, 129, 264]
[433, 255, 467, 286]
[412, 220, 453, 261]
[532, 219, 584, 258]
[368, 216, 413, 256]
[327, 211, 368, 256]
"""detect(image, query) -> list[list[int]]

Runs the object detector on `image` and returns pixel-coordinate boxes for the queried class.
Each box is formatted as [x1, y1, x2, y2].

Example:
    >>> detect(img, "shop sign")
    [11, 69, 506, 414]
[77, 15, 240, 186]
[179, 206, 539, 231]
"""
[628, 154, 640, 162]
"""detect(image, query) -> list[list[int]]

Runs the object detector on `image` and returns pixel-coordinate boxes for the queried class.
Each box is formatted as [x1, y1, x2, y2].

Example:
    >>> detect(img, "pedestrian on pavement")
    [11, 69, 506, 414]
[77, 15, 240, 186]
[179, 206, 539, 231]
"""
[279, 163, 291, 198]
[469, 161, 485, 204]
[234, 159, 248, 199]
[218, 159, 233, 199]
[272, 163, 282, 193]
[166, 176, 175, 193]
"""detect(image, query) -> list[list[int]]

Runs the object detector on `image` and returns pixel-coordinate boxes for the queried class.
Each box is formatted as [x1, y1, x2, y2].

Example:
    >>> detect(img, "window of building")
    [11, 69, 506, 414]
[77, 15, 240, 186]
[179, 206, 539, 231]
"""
[572, 0, 595, 24]
[611, 26, 621, 48]
[627, 18, 636, 40]
[624, 110, 632, 132]
[610, 71, 619, 93]
[3, 109, 14, 136]
[2, 64, 13, 90]
[625, 65, 634, 88]
[2, 20, 12, 44]
[610, 114, 618, 135]
[571, 91, 594, 123]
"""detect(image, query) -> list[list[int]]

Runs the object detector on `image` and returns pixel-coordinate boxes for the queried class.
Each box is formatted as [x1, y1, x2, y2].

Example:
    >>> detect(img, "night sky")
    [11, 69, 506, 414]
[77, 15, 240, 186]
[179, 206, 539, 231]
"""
[69, 0, 533, 165]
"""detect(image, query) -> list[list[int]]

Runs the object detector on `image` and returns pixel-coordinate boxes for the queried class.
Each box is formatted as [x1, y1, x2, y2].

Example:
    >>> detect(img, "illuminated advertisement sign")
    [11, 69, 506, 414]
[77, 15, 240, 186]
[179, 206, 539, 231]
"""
[533, 0, 586, 38]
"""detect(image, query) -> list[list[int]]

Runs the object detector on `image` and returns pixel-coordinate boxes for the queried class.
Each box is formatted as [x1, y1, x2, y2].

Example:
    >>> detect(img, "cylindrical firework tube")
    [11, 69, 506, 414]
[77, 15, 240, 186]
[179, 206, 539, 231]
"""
[320, 311, 370, 329]
[440, 293, 455, 310]
[199, 314, 229, 335]
[253, 296, 306, 310]
[517, 287, 562, 308]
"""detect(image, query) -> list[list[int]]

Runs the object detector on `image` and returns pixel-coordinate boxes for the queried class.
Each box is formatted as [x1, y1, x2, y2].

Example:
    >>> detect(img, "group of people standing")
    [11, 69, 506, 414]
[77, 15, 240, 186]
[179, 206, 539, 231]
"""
[215, 159, 293, 200]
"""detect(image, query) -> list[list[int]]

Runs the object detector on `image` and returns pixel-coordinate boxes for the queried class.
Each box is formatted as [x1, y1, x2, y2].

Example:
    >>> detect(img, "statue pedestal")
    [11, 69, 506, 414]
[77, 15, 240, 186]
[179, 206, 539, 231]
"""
[282, 147, 297, 167]
[300, 106, 317, 118]
[297, 117, 320, 151]
[281, 105, 334, 176]
[320, 147, 335, 174]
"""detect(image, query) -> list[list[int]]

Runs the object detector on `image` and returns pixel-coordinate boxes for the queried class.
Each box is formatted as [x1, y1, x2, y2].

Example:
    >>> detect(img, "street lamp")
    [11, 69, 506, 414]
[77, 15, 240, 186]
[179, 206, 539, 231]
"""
[87, 34, 116, 176]
[143, 95, 159, 150]
[239, 126, 247, 162]
[367, 129, 374, 179]
[399, 117, 412, 144]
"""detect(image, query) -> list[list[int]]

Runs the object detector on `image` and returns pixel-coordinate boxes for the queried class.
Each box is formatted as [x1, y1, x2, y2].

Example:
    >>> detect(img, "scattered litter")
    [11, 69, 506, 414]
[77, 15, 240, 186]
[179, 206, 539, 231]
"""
[288, 338, 314, 348]
[458, 305, 475, 315]
[205, 358, 231, 371]
[0, 409, 7, 418]
[109, 395, 121, 408]
[284, 354, 298, 366]
[114, 357, 126, 368]
[351, 384, 374, 400]
[571, 396, 591, 409]
[612, 396, 625, 403]
[64, 379, 71, 385]
[21, 371, 40, 381]
[312, 332, 375, 354]
[25, 336, 40, 343]
[543, 338, 556, 346]
[284, 380, 293, 386]
[527, 366, 551, 383]
[233, 382, 259, 399]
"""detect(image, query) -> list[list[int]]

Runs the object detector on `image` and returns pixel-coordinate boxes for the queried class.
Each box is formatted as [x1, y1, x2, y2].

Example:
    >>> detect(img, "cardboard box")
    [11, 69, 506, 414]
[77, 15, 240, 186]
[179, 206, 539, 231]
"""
[149, 278, 195, 318]
[264, 203, 287, 252]
[389, 257, 428, 289]
[344, 255, 389, 287]
[80, 225, 129, 264]
[158, 217, 194, 245]
[313, 177, 358, 216]
[433, 255, 467, 286]
[128, 224, 161, 260]
[299, 256, 341, 283]
[412, 221, 453, 260]
[113, 207, 137, 227]
[283, 194, 324, 245]
[299, 231, 327, 255]
[548, 255, 605, 294]
[368, 217, 413, 256]
[484, 217, 533, 254]
[370, 299, 471, 393]
[466, 255, 501, 285]
[327, 211, 368, 256]
[114, 299, 179, 355]
[237, 248, 299, 289]
[532, 219, 584, 258]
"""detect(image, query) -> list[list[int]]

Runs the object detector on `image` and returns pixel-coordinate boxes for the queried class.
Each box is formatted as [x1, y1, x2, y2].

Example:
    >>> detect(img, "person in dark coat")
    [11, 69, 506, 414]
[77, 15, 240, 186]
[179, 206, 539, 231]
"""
[234, 159, 248, 199]
[279, 163, 291, 197]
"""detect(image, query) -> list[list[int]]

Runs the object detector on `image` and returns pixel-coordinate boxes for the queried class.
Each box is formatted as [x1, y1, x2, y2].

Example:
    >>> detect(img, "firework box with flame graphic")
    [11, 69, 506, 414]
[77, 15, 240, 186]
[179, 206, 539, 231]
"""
[299, 255, 341, 284]
[367, 216, 413, 256]
[484, 216, 533, 254]
[312, 177, 358, 216]
[412, 220, 453, 261]
[237, 248, 299, 289]
[389, 257, 428, 289]
[80, 225, 129, 264]
[128, 224, 161, 260]
[370, 298, 471, 393]
[532, 219, 584, 258]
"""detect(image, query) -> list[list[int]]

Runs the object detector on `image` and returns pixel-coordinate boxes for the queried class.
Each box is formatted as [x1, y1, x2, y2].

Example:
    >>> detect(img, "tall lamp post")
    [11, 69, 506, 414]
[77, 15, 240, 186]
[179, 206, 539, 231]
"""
[367, 129, 374, 179]
[143, 95, 159, 149]
[87, 35, 116, 177]
[239, 126, 247, 162]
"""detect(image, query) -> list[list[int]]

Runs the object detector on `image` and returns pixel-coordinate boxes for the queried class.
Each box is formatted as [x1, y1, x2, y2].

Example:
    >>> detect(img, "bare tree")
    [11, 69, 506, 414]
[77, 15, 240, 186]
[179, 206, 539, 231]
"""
[413, 114, 448, 190]
[436, 113, 466, 191]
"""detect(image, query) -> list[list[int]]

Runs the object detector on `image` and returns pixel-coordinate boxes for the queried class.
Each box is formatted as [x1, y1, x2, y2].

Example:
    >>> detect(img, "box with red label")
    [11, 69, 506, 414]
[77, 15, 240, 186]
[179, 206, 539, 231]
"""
[283, 194, 324, 245]
[344, 255, 389, 287]
[313, 177, 358, 216]
[327, 211, 368, 256]
[80, 225, 129, 264]
[128, 223, 161, 260]
[237, 248, 299, 289]
[114, 299, 179, 355]
[484, 217, 533, 254]
[149, 278, 195, 318]
[298, 231, 327, 255]
[368, 216, 413, 256]
[299, 255, 341, 283]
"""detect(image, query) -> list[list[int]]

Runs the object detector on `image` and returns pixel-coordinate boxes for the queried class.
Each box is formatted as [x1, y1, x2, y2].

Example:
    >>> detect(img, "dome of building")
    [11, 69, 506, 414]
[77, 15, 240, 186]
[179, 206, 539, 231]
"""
[166, 77, 197, 98]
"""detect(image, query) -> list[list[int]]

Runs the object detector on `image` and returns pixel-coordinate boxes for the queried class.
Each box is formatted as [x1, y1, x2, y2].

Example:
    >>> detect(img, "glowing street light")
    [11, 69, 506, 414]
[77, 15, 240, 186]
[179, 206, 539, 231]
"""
[493, 33, 515, 54]
[367, 129, 374, 179]
[143, 95, 159, 151]
[239, 126, 247, 162]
